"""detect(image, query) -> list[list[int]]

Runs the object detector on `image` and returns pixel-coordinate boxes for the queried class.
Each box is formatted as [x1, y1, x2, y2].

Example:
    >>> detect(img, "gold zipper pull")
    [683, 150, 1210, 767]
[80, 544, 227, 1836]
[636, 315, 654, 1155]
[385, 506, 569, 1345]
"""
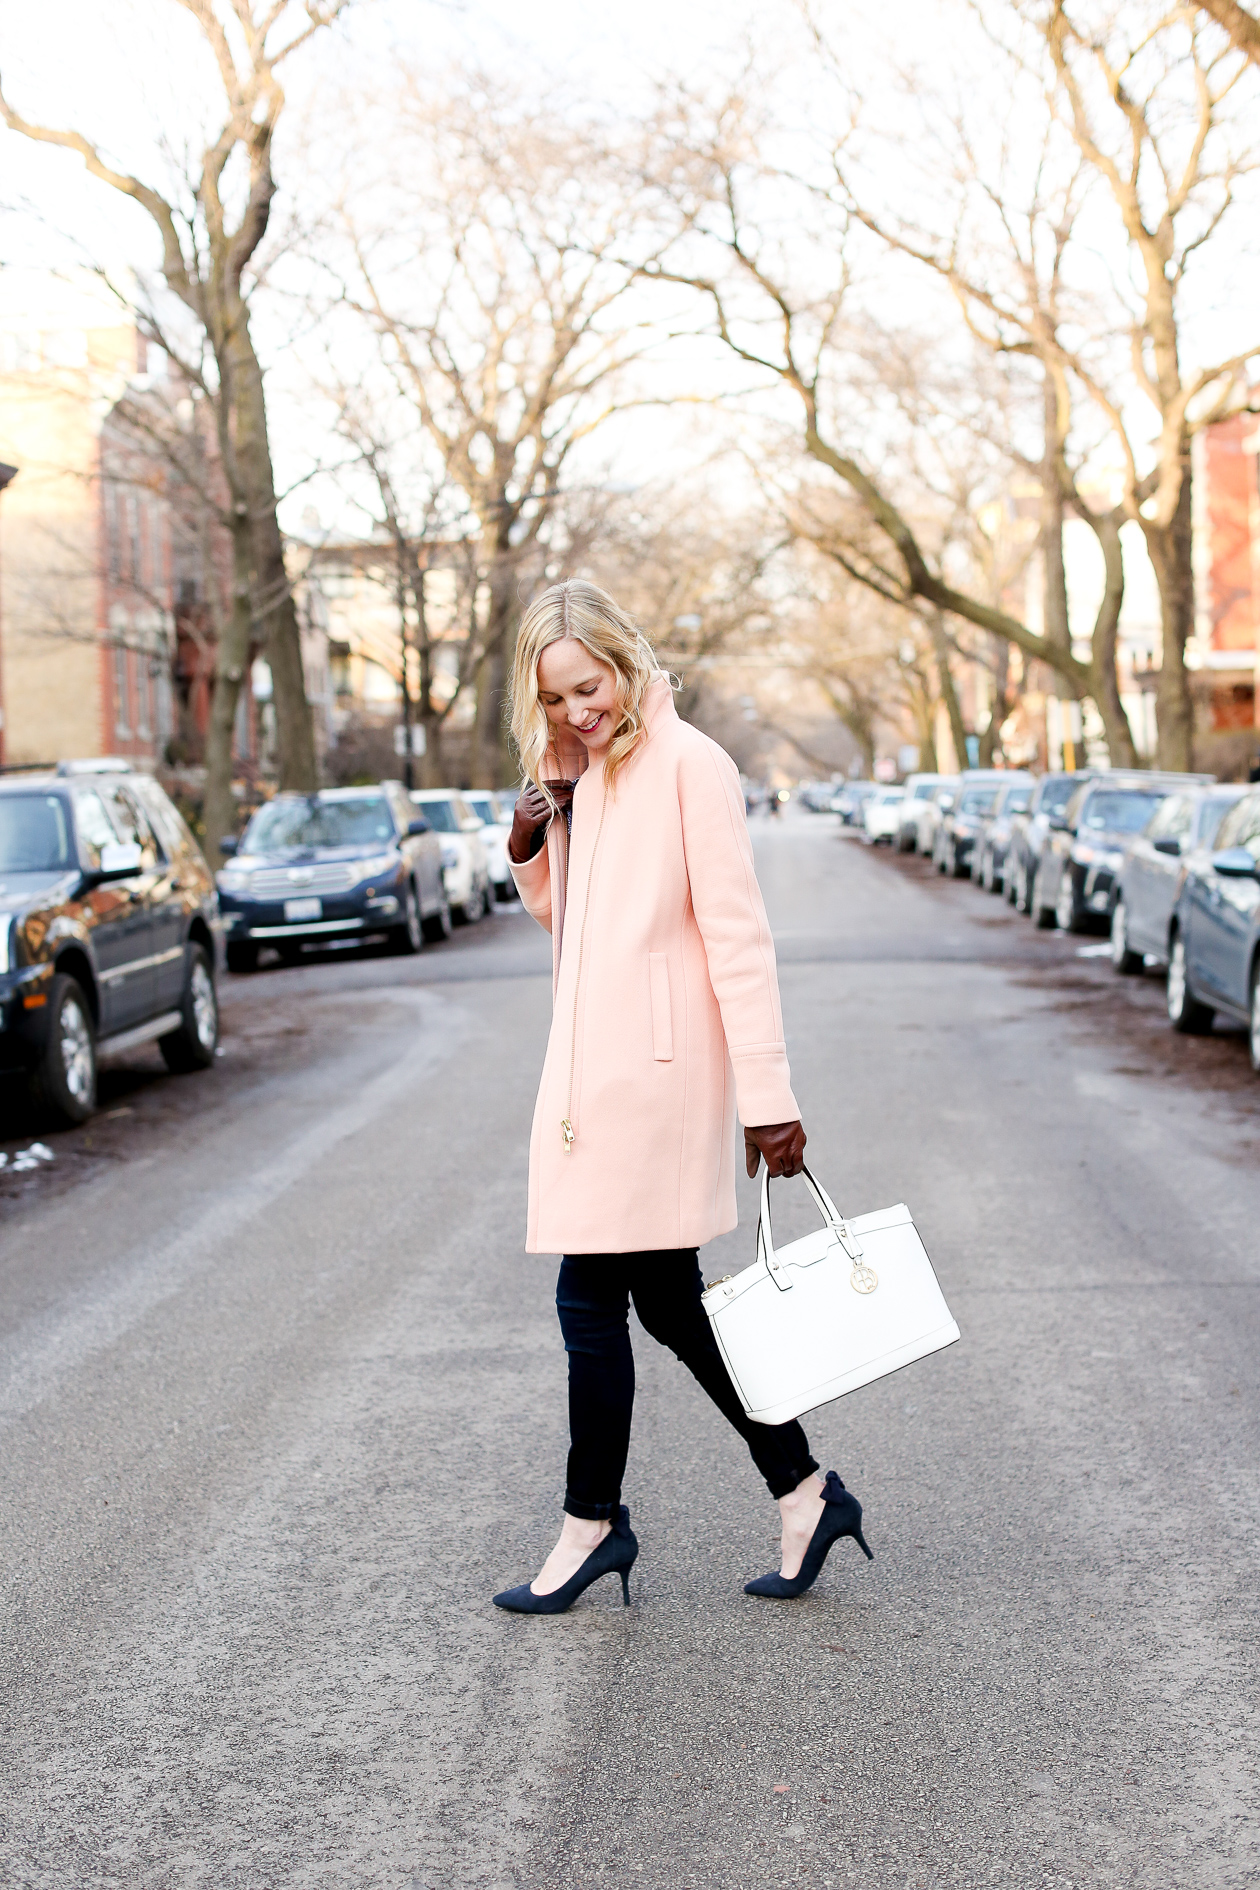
[561, 1118, 574, 1152]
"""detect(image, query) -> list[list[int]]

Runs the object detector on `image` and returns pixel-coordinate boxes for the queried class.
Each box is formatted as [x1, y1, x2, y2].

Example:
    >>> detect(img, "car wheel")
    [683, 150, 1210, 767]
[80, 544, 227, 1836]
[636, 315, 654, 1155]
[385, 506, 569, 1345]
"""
[226, 941, 258, 974]
[1250, 961, 1260, 1075]
[1167, 933, 1214, 1034]
[390, 879, 423, 955]
[950, 846, 966, 879]
[1055, 873, 1081, 933]
[28, 973, 98, 1125]
[421, 894, 453, 944]
[1110, 898, 1142, 974]
[457, 877, 486, 925]
[935, 844, 947, 875]
[160, 945, 219, 1073]
[1006, 866, 1019, 906]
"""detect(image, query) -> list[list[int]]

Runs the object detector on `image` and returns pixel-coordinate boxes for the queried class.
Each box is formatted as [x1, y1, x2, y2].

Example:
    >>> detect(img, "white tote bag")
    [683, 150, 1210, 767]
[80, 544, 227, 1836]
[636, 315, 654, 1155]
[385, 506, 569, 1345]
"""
[701, 1164, 959, 1426]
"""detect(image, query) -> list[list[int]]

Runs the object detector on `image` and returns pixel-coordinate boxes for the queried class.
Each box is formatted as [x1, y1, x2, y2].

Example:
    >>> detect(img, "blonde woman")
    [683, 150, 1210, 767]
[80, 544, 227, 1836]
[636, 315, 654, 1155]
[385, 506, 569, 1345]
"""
[492, 579, 872, 1614]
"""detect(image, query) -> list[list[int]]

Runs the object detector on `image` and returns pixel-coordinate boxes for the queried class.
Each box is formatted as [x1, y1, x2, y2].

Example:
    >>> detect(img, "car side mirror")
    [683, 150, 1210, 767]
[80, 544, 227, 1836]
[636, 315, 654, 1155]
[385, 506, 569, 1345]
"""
[1152, 837, 1182, 857]
[407, 817, 430, 836]
[220, 835, 239, 857]
[1048, 814, 1067, 831]
[1210, 846, 1260, 879]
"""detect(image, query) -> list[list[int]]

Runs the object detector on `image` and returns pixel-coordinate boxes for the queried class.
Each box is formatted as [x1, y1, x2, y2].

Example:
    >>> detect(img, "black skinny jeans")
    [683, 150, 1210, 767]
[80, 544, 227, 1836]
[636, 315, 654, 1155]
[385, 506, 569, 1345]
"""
[557, 1247, 818, 1521]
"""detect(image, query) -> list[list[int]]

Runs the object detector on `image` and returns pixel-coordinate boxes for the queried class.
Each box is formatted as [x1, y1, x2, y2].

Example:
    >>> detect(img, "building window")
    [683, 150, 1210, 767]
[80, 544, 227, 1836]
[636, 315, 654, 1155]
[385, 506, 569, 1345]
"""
[136, 646, 151, 738]
[114, 645, 131, 737]
[127, 492, 140, 584]
[105, 484, 120, 584]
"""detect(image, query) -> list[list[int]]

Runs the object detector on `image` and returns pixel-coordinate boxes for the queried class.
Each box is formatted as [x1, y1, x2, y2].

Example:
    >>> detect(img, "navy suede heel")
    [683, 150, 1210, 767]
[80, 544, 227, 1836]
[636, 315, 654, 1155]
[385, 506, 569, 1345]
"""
[493, 1505, 638, 1615]
[744, 1471, 873, 1599]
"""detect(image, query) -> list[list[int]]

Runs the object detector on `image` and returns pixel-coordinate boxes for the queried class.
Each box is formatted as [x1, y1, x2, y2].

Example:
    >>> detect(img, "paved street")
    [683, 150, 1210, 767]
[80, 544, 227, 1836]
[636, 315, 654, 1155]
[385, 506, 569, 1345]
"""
[2, 811, 1258, 1890]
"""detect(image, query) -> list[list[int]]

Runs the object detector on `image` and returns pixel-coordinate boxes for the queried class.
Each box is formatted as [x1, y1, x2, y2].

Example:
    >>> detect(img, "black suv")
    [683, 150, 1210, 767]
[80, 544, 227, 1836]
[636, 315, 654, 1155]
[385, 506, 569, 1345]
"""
[1034, 771, 1215, 933]
[0, 764, 219, 1124]
[215, 783, 448, 973]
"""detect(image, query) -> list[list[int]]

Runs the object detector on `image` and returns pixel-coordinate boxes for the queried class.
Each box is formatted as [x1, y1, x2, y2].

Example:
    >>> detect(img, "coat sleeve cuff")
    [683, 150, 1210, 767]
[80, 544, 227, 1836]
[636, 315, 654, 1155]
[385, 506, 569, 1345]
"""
[729, 1044, 800, 1127]
[509, 849, 552, 931]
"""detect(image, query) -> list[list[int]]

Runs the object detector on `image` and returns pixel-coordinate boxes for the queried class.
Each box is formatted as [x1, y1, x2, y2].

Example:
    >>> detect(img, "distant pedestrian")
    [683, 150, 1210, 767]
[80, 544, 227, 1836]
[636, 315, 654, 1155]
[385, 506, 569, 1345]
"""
[491, 579, 871, 1615]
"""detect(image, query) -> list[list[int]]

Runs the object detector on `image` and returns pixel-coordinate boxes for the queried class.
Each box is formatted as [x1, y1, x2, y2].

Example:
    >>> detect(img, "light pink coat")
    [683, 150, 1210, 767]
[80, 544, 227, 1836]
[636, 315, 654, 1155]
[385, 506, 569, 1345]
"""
[510, 677, 799, 1255]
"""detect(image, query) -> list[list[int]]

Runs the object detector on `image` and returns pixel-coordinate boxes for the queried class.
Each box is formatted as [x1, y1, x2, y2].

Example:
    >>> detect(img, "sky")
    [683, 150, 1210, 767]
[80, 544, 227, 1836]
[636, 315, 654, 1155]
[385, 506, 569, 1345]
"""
[1, 0, 1257, 568]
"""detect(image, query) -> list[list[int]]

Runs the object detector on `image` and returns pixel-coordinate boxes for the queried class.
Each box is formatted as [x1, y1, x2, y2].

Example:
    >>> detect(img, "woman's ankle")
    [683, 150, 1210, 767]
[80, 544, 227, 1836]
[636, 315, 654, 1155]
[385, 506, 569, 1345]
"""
[561, 1512, 611, 1548]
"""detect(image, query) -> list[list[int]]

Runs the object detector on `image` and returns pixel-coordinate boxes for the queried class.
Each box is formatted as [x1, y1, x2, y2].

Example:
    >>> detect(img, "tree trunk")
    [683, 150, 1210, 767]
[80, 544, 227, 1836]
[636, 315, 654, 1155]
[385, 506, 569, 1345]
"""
[1145, 452, 1196, 772]
[225, 312, 317, 792]
[472, 553, 519, 786]
[930, 616, 970, 771]
[1083, 507, 1139, 768]
[202, 507, 255, 868]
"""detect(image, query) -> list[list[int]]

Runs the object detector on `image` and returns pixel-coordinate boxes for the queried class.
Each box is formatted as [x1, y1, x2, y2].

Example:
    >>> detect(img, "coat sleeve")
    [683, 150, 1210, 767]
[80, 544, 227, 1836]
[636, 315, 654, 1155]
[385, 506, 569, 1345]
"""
[510, 842, 552, 932]
[678, 737, 801, 1127]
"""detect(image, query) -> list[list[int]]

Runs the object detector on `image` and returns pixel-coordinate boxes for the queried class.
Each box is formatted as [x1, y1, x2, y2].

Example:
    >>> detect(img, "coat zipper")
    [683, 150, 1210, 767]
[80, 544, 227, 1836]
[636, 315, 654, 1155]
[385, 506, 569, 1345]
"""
[561, 789, 608, 1152]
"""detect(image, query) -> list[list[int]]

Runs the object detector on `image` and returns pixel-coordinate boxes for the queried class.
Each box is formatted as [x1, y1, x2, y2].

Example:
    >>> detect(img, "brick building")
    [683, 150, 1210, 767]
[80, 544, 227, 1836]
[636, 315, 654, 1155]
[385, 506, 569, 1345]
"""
[1192, 413, 1260, 759]
[0, 269, 331, 778]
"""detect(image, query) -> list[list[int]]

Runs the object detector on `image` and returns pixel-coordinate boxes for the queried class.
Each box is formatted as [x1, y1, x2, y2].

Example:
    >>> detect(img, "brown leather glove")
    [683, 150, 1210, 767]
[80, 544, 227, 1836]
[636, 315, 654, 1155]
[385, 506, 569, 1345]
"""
[508, 781, 575, 863]
[744, 1120, 807, 1180]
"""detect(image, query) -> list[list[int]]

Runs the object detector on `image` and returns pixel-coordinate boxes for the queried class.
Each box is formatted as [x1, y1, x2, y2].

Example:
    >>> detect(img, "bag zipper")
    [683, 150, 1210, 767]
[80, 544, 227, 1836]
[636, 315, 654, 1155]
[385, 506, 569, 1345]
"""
[561, 788, 608, 1152]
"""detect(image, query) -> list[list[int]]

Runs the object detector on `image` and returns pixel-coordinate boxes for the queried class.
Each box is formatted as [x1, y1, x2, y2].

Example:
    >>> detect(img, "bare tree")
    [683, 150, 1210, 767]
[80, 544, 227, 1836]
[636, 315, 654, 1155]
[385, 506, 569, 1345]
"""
[1196, 0, 1260, 67]
[1, 1, 349, 858]
[321, 80, 692, 783]
[1031, 0, 1260, 767]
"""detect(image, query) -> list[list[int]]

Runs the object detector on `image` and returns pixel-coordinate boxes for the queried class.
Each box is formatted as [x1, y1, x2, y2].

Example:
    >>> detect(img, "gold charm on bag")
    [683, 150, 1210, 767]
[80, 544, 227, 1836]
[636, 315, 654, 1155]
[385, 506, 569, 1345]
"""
[561, 1118, 574, 1152]
[850, 1259, 879, 1294]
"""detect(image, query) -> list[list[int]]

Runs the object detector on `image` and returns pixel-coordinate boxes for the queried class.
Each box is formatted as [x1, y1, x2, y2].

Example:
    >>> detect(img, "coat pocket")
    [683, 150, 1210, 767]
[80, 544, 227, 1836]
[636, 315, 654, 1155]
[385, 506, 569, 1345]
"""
[648, 953, 673, 1061]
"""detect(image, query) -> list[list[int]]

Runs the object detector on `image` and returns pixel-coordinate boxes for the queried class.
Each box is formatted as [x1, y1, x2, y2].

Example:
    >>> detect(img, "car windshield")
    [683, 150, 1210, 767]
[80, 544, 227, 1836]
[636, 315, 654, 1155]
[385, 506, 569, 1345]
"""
[463, 795, 498, 825]
[1199, 796, 1240, 849]
[1080, 791, 1163, 834]
[415, 799, 460, 833]
[245, 796, 395, 850]
[912, 783, 938, 800]
[1005, 787, 1033, 813]
[1042, 777, 1080, 815]
[959, 787, 1000, 814]
[0, 793, 73, 871]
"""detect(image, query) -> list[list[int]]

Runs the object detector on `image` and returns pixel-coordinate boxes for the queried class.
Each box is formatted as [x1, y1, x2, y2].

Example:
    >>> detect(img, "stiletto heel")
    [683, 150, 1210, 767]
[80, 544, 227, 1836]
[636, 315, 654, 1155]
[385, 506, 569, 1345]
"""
[744, 1472, 873, 1599]
[493, 1506, 639, 1615]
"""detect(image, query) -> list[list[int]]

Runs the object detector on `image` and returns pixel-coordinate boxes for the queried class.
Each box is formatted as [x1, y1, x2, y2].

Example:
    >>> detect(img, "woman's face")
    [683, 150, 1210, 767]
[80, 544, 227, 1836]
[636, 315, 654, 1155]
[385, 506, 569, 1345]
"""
[536, 637, 620, 758]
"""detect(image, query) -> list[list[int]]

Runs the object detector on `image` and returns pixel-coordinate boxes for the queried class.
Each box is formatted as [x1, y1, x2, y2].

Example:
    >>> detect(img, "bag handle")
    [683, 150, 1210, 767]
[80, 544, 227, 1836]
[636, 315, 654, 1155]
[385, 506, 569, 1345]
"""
[756, 1161, 866, 1293]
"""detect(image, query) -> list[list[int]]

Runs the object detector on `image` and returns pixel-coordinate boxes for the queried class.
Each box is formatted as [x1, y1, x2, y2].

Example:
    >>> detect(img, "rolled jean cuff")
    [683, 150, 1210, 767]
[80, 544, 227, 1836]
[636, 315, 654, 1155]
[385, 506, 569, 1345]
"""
[763, 1452, 820, 1502]
[564, 1493, 620, 1522]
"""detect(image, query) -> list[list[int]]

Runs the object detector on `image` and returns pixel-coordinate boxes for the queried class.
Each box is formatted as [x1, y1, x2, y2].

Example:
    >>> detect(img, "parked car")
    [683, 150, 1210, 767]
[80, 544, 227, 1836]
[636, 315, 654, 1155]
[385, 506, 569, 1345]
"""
[461, 790, 517, 901]
[895, 774, 953, 852]
[909, 779, 959, 859]
[799, 781, 842, 812]
[1111, 784, 1247, 972]
[976, 776, 1036, 892]
[861, 786, 907, 845]
[934, 774, 1008, 877]
[1033, 772, 1213, 933]
[410, 790, 493, 923]
[217, 782, 448, 971]
[0, 762, 219, 1124]
[830, 782, 878, 825]
[1166, 787, 1260, 1068]
[1007, 771, 1096, 915]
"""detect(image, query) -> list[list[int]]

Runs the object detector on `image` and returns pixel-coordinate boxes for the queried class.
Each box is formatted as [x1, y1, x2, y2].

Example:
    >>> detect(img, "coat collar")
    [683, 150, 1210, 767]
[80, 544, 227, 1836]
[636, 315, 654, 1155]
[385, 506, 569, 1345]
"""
[641, 672, 677, 734]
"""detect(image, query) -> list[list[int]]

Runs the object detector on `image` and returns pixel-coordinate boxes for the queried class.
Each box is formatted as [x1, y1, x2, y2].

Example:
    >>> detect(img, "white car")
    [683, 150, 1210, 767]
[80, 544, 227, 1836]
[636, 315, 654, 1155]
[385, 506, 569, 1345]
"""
[461, 790, 517, 902]
[410, 790, 493, 923]
[862, 786, 907, 845]
[909, 780, 959, 858]
[896, 774, 954, 851]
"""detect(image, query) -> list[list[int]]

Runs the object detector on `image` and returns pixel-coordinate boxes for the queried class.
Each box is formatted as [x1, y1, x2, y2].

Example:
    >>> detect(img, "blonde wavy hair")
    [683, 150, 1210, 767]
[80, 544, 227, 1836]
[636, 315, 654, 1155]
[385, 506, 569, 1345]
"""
[510, 579, 663, 803]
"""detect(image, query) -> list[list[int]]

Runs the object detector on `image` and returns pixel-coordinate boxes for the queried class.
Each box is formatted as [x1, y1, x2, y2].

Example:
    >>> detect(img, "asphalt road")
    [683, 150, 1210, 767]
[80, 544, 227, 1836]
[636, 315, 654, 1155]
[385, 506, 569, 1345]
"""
[2, 813, 1258, 1890]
